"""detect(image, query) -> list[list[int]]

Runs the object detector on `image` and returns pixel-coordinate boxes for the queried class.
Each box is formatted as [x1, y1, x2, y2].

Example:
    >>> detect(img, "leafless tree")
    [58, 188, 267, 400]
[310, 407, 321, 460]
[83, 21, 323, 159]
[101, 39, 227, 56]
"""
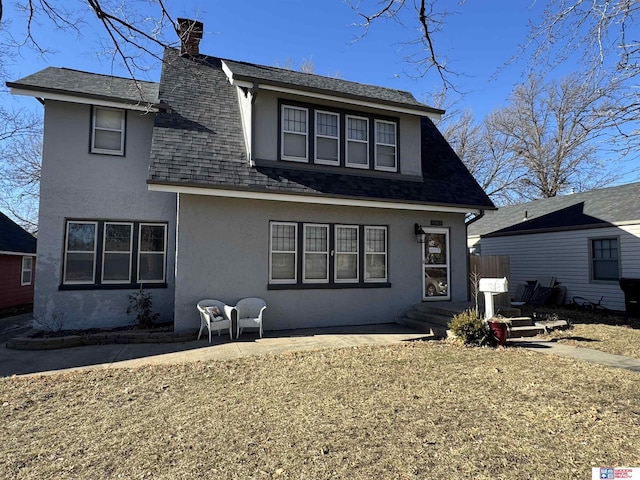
[441, 72, 622, 203]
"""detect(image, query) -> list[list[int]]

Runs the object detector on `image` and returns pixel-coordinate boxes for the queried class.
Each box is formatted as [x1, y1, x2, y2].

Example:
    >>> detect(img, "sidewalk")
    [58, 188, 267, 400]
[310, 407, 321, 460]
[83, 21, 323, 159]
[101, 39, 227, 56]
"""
[2, 320, 640, 378]
[0, 323, 431, 377]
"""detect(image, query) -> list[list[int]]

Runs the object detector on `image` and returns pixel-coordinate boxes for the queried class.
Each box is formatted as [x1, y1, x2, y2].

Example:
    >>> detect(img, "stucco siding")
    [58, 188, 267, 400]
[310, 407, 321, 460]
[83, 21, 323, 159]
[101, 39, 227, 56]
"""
[173, 194, 469, 331]
[480, 224, 640, 311]
[252, 90, 422, 176]
[35, 100, 176, 330]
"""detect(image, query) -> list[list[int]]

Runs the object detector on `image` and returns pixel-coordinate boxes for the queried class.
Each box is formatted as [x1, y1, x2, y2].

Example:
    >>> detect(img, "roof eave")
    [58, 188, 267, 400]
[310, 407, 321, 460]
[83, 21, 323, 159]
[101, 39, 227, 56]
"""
[147, 179, 485, 214]
[7, 83, 159, 112]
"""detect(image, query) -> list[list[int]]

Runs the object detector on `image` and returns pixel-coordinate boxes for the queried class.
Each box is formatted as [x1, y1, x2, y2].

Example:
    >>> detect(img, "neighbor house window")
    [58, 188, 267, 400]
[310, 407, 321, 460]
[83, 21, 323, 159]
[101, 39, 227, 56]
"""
[303, 224, 329, 283]
[269, 221, 388, 288]
[335, 225, 358, 282]
[64, 221, 98, 284]
[91, 107, 125, 155]
[346, 115, 369, 168]
[281, 105, 308, 161]
[591, 237, 620, 281]
[315, 111, 340, 165]
[62, 220, 167, 288]
[365, 226, 387, 282]
[21, 256, 33, 286]
[375, 120, 397, 171]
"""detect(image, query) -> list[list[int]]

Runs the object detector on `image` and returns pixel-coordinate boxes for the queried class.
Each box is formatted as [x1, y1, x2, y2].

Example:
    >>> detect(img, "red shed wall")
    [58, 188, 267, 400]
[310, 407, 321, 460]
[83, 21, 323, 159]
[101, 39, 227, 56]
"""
[0, 255, 35, 309]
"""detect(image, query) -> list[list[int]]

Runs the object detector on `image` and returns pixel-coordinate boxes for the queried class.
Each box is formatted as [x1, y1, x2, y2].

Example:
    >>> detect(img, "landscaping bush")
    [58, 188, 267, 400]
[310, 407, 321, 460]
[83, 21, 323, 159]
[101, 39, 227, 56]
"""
[448, 309, 495, 346]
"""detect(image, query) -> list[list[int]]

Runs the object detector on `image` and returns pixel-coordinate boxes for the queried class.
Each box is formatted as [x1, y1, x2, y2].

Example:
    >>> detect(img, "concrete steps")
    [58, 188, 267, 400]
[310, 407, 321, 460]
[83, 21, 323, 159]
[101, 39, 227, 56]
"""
[396, 302, 546, 340]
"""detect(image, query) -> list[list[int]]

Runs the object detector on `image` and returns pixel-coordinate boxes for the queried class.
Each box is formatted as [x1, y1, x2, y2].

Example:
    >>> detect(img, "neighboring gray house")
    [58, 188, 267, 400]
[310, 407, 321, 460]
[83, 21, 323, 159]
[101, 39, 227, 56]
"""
[9, 20, 493, 332]
[468, 182, 640, 312]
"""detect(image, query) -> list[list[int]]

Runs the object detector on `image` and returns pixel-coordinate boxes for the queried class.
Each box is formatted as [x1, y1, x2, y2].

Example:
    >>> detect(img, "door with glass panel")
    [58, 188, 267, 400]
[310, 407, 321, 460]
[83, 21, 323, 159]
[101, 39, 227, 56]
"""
[422, 228, 450, 300]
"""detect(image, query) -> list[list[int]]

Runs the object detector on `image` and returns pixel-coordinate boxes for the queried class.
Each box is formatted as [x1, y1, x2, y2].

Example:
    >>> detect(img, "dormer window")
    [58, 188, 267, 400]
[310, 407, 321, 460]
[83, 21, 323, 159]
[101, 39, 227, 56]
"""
[279, 101, 398, 172]
[346, 115, 369, 169]
[281, 105, 308, 161]
[375, 120, 397, 171]
[91, 107, 126, 155]
[315, 111, 339, 165]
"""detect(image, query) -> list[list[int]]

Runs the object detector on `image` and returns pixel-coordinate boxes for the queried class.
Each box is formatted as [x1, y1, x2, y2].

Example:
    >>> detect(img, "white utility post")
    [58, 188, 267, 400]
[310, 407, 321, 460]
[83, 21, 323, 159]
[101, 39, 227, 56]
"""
[478, 277, 509, 320]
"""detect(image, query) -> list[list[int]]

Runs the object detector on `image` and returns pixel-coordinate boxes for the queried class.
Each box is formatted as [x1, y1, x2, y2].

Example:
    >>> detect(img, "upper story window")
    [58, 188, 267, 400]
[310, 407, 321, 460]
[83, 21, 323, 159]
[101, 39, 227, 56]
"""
[279, 101, 398, 172]
[346, 115, 369, 169]
[375, 120, 397, 171]
[315, 111, 339, 165]
[281, 105, 308, 161]
[91, 107, 126, 155]
[591, 237, 620, 282]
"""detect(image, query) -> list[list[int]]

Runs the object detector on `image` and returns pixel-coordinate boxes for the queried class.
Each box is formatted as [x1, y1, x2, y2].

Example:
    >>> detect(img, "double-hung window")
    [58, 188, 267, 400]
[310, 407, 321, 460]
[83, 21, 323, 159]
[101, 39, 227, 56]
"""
[335, 225, 359, 282]
[270, 222, 298, 283]
[365, 226, 388, 282]
[269, 221, 388, 288]
[91, 107, 125, 155]
[375, 120, 397, 171]
[102, 222, 133, 283]
[281, 105, 308, 161]
[21, 256, 33, 286]
[591, 237, 620, 282]
[64, 221, 98, 284]
[346, 115, 369, 168]
[315, 111, 340, 165]
[303, 224, 329, 283]
[62, 220, 167, 288]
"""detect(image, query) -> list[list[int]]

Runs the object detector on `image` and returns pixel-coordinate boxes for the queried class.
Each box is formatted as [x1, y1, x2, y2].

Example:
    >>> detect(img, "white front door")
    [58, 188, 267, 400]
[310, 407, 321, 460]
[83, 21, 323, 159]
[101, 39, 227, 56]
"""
[422, 227, 450, 301]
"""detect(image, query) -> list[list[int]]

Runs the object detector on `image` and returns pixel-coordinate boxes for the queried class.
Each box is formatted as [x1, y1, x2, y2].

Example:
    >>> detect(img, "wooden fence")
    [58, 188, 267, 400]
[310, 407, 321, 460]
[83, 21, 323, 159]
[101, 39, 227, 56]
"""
[469, 255, 511, 307]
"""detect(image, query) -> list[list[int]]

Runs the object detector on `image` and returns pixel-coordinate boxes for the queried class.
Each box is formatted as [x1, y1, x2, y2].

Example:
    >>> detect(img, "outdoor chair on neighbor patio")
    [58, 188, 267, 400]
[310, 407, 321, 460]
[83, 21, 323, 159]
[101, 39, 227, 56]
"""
[197, 299, 235, 343]
[236, 297, 267, 339]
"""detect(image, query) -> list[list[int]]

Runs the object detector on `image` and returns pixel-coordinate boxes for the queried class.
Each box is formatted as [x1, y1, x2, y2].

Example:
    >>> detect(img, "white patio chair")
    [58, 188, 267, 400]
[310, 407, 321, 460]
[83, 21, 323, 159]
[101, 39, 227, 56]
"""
[236, 297, 267, 339]
[197, 299, 235, 343]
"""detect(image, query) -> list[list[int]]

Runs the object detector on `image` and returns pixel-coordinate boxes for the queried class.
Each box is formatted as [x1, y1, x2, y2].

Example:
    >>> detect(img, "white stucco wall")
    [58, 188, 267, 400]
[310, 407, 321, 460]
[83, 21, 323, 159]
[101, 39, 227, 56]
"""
[479, 225, 640, 312]
[35, 100, 176, 330]
[252, 90, 423, 176]
[173, 194, 469, 331]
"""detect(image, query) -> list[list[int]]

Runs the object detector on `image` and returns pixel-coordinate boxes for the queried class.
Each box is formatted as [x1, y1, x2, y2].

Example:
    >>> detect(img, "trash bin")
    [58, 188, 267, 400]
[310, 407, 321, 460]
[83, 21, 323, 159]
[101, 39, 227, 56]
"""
[619, 278, 640, 317]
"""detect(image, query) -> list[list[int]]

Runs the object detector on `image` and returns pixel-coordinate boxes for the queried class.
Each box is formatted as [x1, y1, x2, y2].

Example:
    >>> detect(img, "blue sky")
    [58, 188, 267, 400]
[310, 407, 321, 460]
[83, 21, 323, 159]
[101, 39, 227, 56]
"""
[3, 0, 637, 182]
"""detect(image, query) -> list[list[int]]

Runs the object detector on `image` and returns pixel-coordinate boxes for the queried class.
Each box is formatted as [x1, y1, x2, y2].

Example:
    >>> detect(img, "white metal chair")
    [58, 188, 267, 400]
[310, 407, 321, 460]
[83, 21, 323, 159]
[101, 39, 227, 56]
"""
[197, 299, 235, 343]
[236, 297, 267, 339]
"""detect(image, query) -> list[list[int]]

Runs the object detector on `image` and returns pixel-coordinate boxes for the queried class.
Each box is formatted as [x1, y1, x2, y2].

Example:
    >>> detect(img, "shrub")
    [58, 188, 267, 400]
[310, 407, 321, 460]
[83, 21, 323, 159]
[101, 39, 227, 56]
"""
[448, 309, 495, 346]
[126, 288, 160, 329]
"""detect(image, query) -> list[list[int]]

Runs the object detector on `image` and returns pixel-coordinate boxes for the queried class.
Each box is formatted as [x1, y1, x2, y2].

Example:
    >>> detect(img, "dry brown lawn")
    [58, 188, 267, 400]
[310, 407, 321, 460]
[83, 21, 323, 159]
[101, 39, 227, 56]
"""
[525, 305, 640, 359]
[2, 341, 639, 479]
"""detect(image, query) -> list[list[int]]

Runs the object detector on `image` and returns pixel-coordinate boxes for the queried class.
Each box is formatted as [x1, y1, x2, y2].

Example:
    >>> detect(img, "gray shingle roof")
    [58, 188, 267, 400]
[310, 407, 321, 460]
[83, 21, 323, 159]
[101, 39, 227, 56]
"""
[0, 212, 36, 254]
[468, 182, 640, 238]
[7, 67, 159, 106]
[148, 48, 493, 210]
[221, 58, 442, 115]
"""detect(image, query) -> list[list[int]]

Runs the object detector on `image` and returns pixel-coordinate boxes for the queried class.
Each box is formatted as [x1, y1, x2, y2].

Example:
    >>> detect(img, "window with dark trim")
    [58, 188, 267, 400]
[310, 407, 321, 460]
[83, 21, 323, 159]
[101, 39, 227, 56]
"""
[591, 237, 620, 282]
[62, 220, 167, 289]
[279, 101, 399, 172]
[91, 107, 126, 155]
[269, 221, 389, 289]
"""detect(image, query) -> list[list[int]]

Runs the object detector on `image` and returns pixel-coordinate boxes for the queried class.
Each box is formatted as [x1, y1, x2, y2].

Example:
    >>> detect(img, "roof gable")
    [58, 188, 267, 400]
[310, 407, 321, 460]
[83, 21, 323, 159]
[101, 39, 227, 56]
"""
[0, 212, 36, 254]
[469, 182, 640, 238]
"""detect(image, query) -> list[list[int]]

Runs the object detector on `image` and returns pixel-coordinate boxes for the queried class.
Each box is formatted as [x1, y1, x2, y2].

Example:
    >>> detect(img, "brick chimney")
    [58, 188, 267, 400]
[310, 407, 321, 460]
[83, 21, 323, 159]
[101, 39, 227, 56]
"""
[177, 18, 204, 57]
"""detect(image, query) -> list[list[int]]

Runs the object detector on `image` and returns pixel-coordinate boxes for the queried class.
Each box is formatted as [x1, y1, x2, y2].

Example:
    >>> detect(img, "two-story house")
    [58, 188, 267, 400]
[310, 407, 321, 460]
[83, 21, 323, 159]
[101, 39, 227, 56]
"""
[8, 20, 494, 332]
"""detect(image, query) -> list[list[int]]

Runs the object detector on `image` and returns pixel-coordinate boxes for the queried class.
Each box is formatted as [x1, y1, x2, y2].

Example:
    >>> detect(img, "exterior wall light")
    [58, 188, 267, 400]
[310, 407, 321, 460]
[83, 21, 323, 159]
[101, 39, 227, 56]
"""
[414, 223, 427, 244]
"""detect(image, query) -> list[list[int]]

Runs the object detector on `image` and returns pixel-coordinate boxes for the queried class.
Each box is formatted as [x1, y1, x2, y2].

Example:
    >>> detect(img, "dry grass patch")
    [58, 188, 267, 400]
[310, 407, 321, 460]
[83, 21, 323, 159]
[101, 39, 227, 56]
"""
[2, 342, 640, 479]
